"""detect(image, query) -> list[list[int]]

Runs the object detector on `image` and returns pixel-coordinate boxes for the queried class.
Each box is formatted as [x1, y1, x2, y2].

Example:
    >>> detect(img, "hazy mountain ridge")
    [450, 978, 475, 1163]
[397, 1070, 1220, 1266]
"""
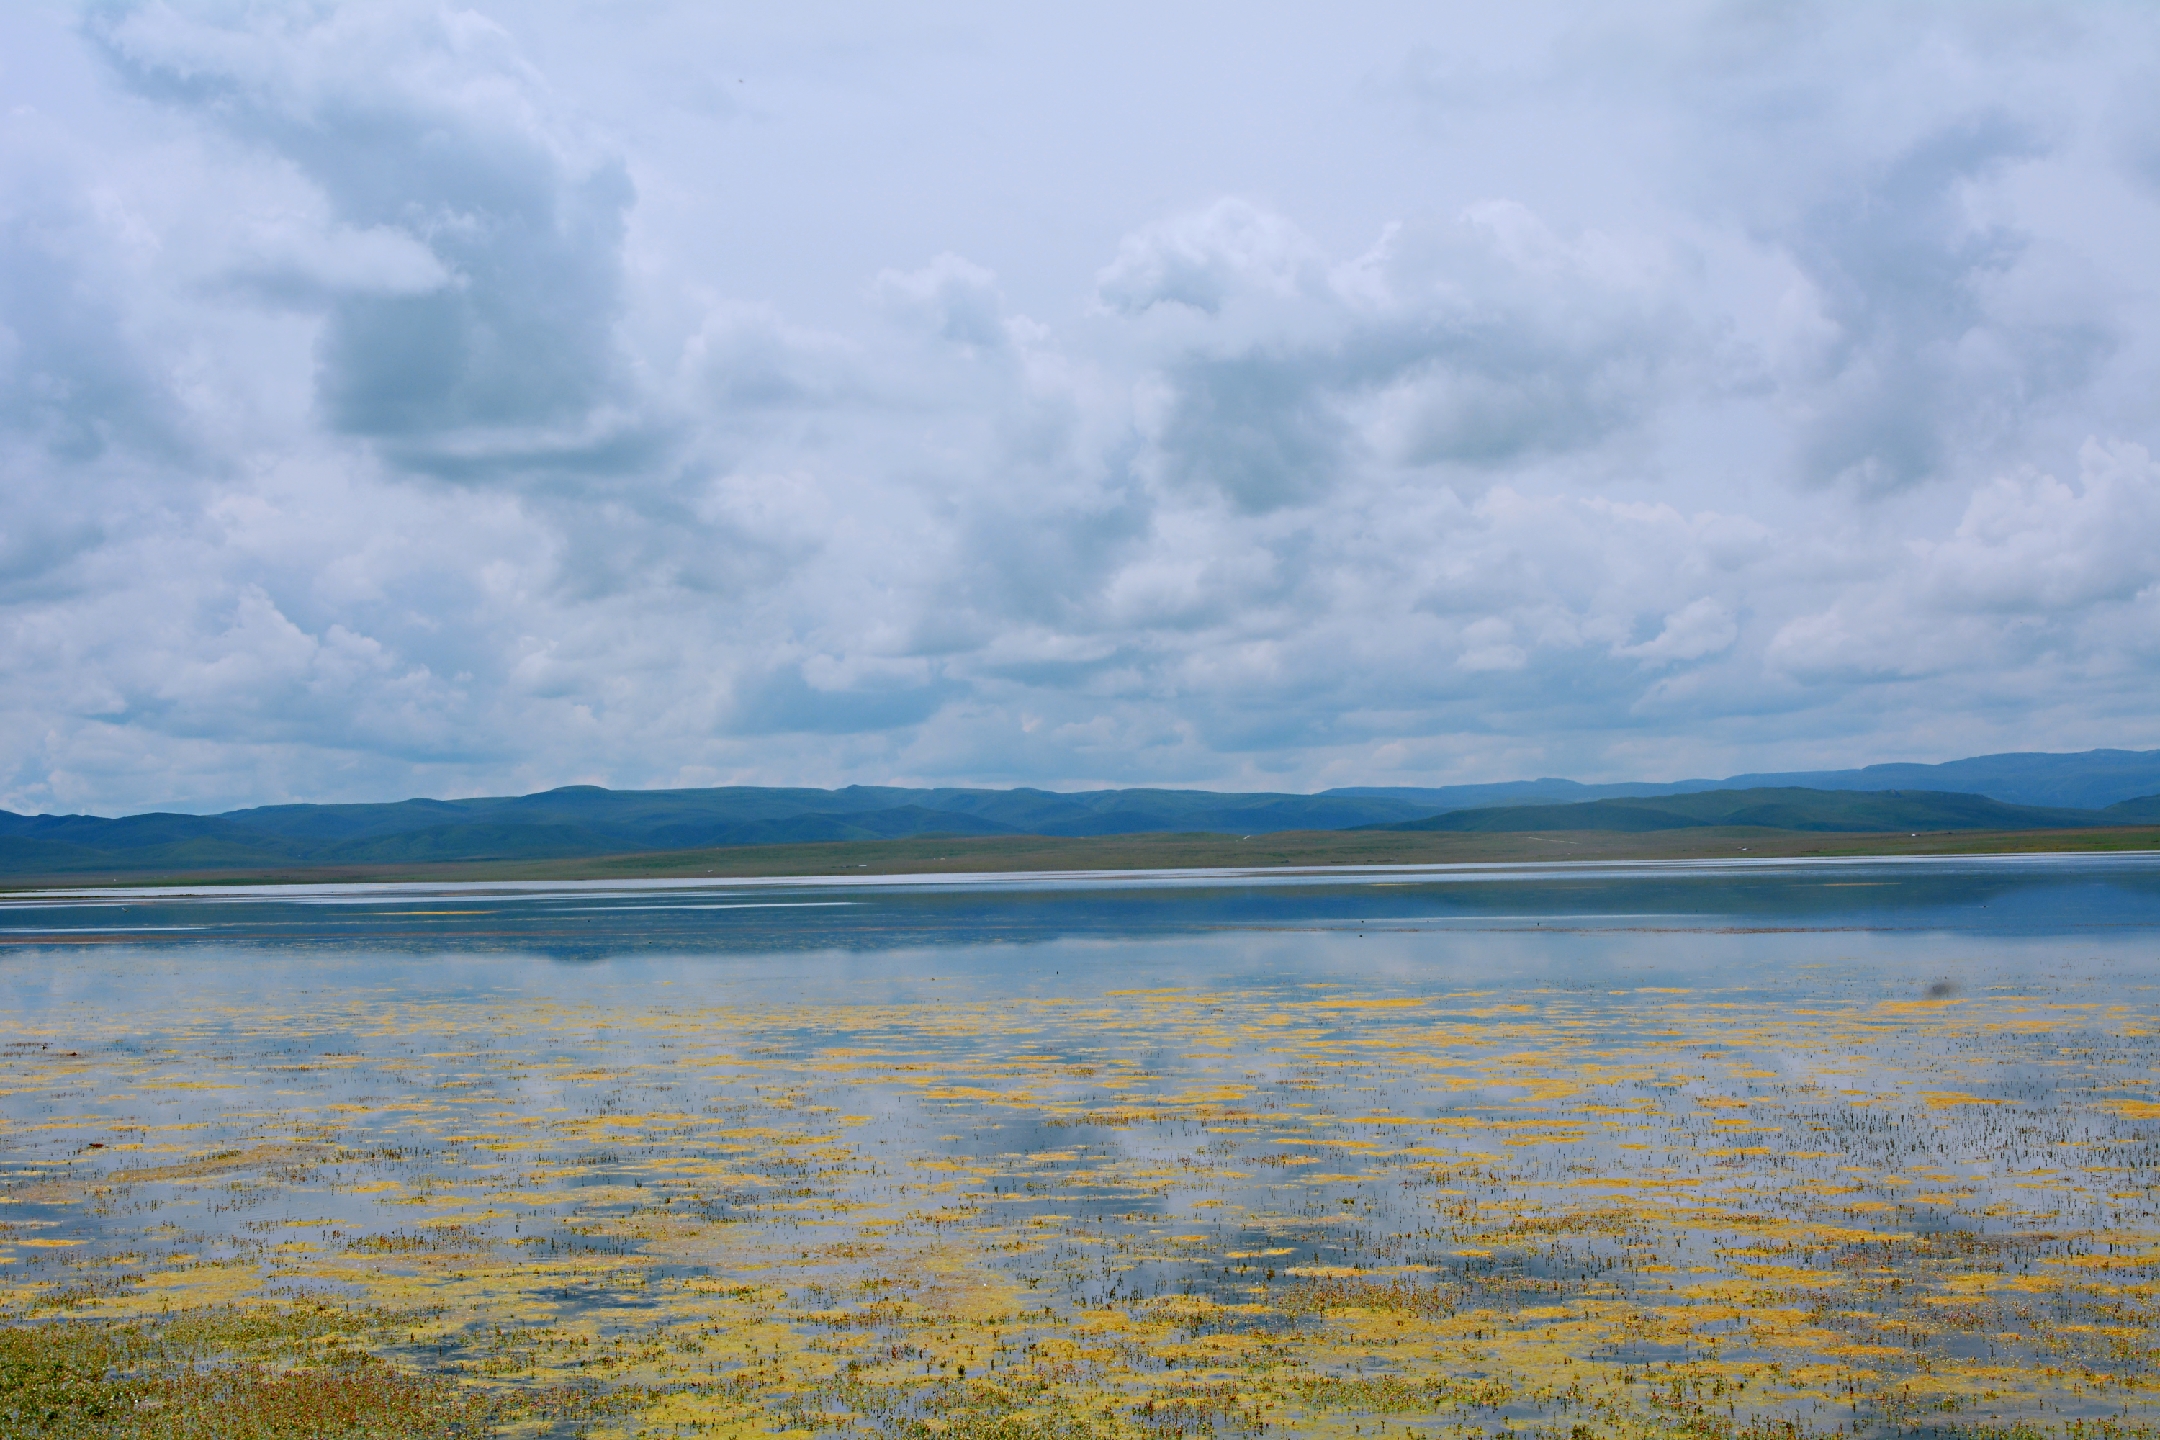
[0, 786, 1436, 876]
[1327, 747, 2160, 812]
[2, 749, 2155, 878]
[1361, 788, 2133, 836]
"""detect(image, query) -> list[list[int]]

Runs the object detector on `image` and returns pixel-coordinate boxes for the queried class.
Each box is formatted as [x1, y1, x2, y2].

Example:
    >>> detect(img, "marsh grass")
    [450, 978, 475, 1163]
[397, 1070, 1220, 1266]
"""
[0, 1316, 495, 1438]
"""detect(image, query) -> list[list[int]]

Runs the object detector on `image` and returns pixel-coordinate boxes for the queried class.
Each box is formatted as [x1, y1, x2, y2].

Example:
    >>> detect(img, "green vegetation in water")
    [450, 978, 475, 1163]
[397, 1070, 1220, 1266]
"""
[0, 1311, 508, 1438]
[4, 960, 2159, 1437]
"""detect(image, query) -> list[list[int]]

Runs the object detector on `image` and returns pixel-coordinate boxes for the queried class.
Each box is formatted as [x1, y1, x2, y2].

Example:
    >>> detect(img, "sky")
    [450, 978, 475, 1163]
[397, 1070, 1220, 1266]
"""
[3, 1, 2159, 815]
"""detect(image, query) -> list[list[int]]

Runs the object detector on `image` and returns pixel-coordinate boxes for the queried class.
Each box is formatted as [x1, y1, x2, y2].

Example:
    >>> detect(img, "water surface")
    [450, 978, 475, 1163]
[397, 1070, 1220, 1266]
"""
[3, 854, 2157, 1438]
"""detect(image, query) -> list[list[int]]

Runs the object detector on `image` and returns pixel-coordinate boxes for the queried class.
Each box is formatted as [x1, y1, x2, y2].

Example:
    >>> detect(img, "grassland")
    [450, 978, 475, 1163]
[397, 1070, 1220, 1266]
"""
[4, 822, 2156, 891]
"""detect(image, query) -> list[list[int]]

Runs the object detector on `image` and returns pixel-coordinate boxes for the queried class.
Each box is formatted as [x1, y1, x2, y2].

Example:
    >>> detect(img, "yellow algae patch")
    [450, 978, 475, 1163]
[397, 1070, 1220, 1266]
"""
[100, 1141, 332, 1184]
[5, 962, 2160, 1439]
[1311, 998, 1428, 1010]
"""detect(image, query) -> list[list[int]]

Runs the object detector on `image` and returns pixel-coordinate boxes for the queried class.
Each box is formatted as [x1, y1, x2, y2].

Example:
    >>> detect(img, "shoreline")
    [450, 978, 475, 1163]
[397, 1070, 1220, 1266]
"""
[5, 822, 2157, 892]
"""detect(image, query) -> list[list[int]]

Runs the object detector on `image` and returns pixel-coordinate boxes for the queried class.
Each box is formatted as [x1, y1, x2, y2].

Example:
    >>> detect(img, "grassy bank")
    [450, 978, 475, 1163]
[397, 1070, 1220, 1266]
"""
[4, 822, 2156, 890]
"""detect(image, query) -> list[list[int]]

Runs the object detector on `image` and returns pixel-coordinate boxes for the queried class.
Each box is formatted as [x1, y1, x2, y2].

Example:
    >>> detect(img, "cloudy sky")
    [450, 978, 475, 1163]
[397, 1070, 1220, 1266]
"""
[4, 1, 2159, 814]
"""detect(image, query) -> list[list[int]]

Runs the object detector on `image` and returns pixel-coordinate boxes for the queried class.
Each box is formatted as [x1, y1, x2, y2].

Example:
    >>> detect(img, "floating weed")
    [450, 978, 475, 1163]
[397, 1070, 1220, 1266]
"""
[3, 966, 2158, 1437]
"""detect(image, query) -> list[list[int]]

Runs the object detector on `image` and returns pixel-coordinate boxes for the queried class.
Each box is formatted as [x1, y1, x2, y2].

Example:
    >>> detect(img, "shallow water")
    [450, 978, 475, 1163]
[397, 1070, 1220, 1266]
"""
[4, 854, 2158, 1438]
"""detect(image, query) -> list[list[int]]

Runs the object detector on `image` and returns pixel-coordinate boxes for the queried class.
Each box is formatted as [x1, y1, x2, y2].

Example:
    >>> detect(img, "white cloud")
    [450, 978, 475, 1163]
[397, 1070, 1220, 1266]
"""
[1, 1, 2158, 813]
[1621, 597, 1738, 665]
[1095, 199, 1325, 316]
[224, 218, 453, 302]
[1768, 441, 2160, 684]
[875, 254, 1009, 349]
[88, 0, 638, 469]
[1927, 442, 2160, 613]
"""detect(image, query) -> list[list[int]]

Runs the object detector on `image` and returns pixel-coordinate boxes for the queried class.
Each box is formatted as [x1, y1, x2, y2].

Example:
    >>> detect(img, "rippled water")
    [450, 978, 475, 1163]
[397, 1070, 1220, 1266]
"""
[4, 854, 2158, 1438]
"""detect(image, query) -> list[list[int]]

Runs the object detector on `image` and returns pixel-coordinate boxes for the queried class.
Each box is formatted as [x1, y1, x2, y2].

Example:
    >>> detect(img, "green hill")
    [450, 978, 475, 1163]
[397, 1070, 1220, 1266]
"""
[2104, 794, 2160, 823]
[4, 776, 2154, 882]
[0, 785, 1435, 878]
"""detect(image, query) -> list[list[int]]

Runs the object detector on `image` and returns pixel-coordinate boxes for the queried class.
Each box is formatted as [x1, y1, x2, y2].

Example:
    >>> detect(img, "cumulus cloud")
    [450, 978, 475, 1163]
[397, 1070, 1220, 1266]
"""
[876, 254, 1009, 349]
[0, 129, 187, 467]
[0, 1, 2156, 813]
[1621, 598, 1738, 665]
[88, 0, 638, 473]
[222, 219, 454, 306]
[1349, 203, 1693, 467]
[1768, 442, 2160, 684]
[1095, 199, 1325, 316]
[1127, 199, 1699, 511]
[1776, 114, 2095, 492]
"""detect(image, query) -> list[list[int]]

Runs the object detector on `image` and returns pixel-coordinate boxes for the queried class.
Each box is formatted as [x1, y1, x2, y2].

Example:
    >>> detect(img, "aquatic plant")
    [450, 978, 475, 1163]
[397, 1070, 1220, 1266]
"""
[4, 963, 2157, 1438]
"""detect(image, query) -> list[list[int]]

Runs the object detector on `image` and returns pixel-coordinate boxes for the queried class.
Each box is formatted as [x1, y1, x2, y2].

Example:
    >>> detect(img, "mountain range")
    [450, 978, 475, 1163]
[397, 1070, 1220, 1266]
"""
[1325, 746, 2160, 812]
[1362, 787, 2160, 835]
[1, 747, 2155, 879]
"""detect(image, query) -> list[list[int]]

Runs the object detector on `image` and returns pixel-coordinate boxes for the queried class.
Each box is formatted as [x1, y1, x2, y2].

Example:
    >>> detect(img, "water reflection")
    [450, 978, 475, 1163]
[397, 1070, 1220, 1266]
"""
[5, 852, 2160, 960]
[2, 855, 2157, 1437]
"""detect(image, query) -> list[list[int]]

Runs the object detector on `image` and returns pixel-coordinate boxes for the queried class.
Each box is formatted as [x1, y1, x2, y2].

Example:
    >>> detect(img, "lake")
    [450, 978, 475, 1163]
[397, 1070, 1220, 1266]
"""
[4, 853, 2158, 1439]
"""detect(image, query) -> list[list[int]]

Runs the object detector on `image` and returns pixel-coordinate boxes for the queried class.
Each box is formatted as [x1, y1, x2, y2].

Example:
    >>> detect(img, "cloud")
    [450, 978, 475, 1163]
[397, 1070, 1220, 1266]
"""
[2112, 67, 2160, 197]
[731, 654, 955, 737]
[1154, 351, 1354, 511]
[0, 1, 2156, 813]
[222, 218, 453, 305]
[0, 132, 186, 465]
[1767, 441, 2160, 683]
[1095, 199, 1324, 316]
[1778, 115, 2066, 491]
[1348, 203, 1693, 467]
[876, 253, 1009, 349]
[683, 305, 864, 414]
[1649, 14, 2133, 495]
[1618, 596, 1738, 665]
[1130, 199, 1699, 511]
[88, 0, 638, 472]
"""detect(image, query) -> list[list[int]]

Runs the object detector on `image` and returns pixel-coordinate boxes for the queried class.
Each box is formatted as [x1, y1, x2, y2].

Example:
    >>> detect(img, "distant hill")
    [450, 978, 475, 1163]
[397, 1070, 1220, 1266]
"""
[1328, 747, 2160, 812]
[1362, 787, 2125, 835]
[2105, 794, 2160, 824]
[3, 748, 2156, 881]
[0, 785, 1437, 878]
